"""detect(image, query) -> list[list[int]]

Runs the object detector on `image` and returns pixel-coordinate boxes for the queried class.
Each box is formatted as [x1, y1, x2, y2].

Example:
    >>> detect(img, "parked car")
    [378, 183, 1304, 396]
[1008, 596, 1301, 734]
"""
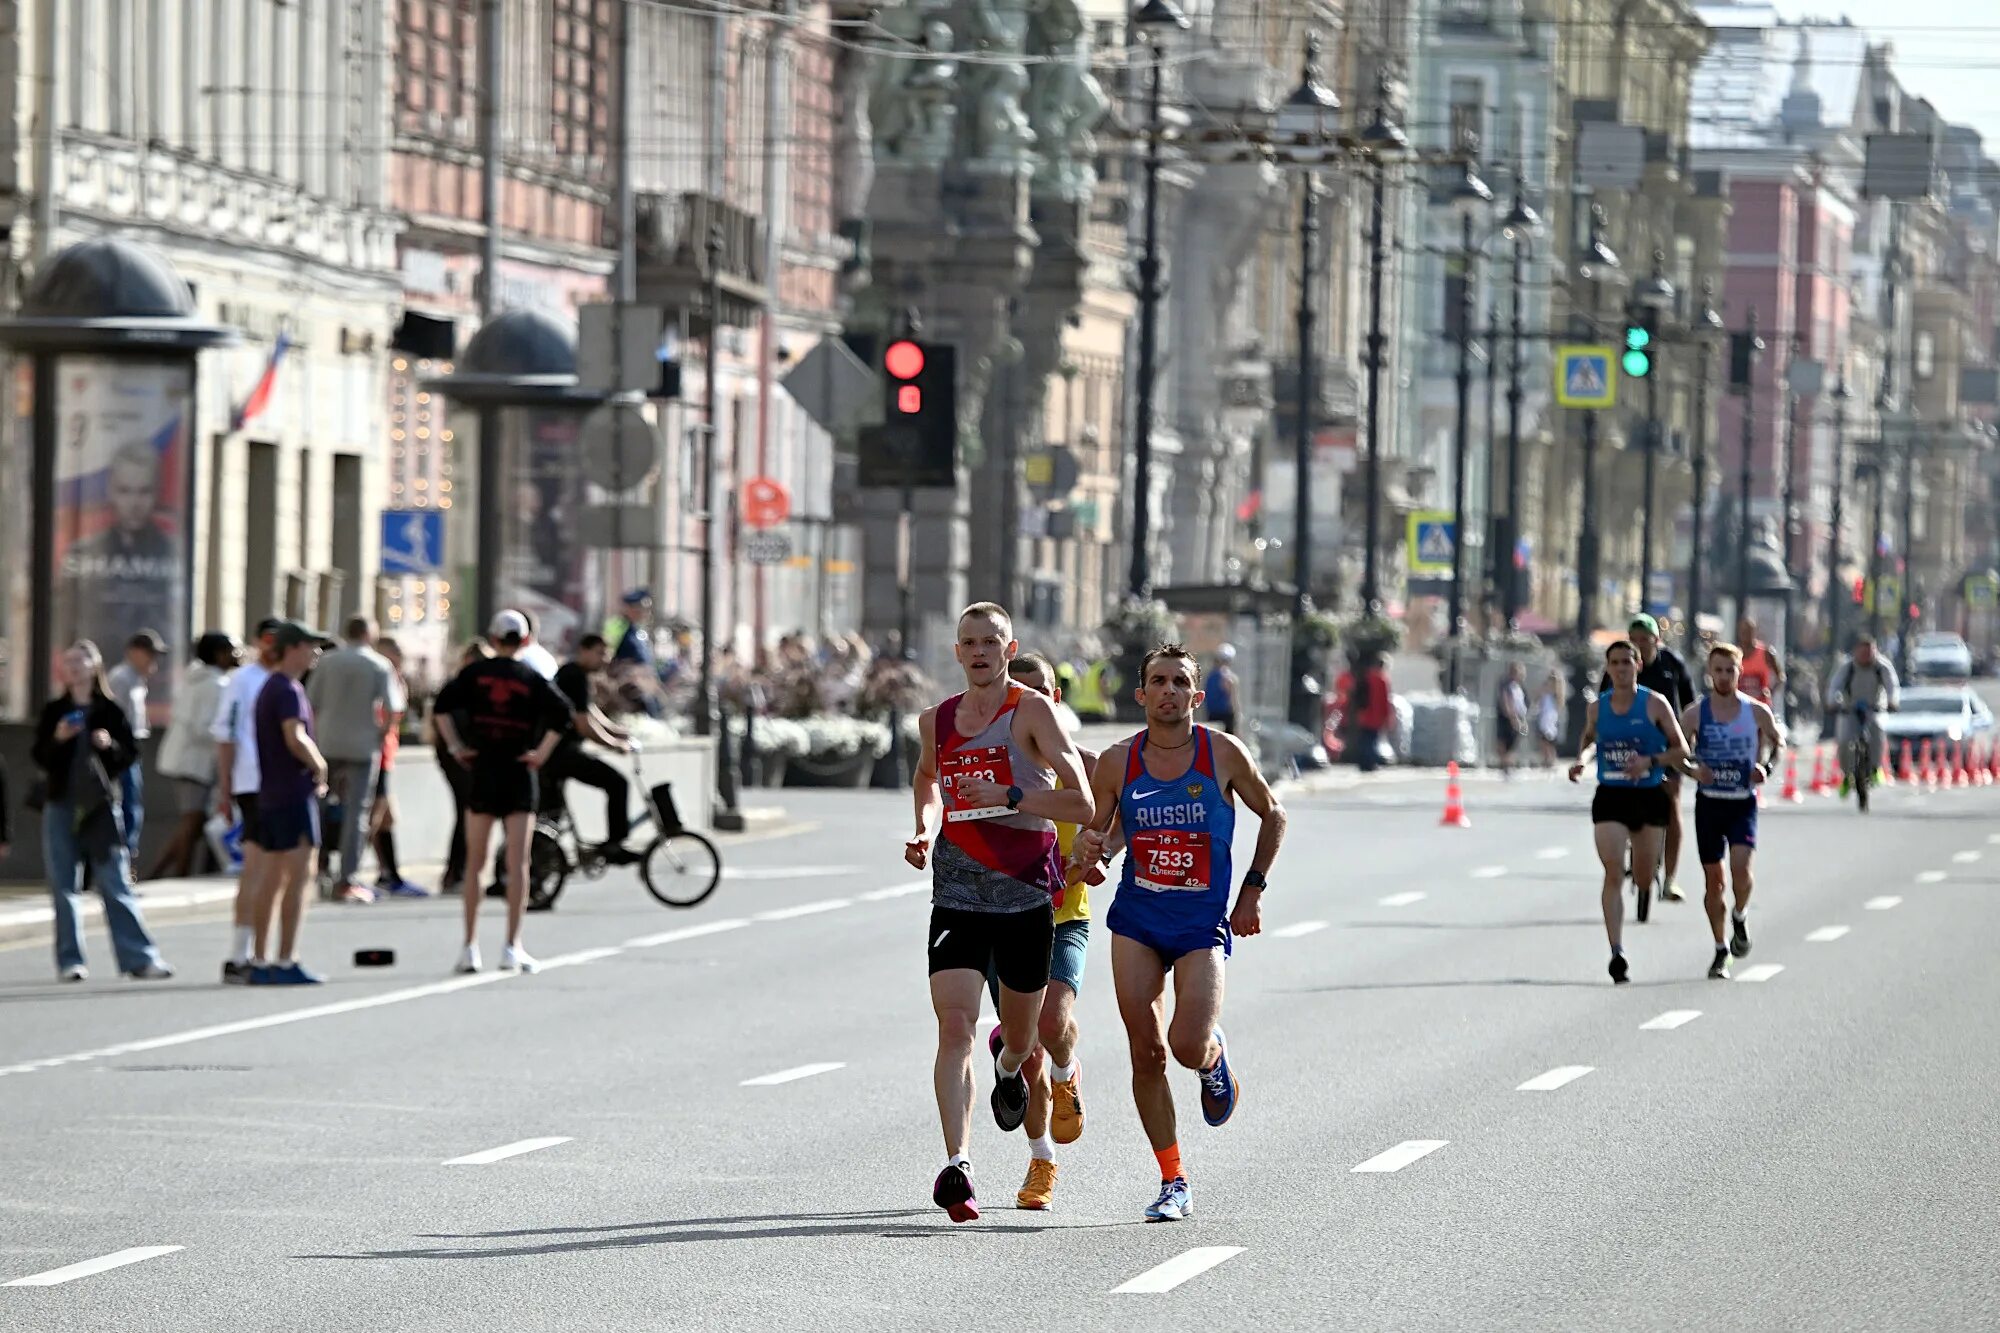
[1911, 631, 1974, 680]
[1878, 685, 1995, 752]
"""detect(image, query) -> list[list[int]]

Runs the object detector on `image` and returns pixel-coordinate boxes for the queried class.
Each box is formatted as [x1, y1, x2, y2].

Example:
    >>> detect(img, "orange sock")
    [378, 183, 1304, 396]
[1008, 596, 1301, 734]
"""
[1154, 1144, 1183, 1182]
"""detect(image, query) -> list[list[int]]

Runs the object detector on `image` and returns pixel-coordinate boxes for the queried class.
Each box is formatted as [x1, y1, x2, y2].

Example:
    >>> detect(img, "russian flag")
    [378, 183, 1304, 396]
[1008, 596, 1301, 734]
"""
[231, 332, 291, 432]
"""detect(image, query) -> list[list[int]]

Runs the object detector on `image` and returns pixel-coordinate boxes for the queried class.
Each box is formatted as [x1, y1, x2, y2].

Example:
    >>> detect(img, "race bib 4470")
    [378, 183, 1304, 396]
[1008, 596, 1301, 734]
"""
[1131, 829, 1211, 892]
[942, 744, 1015, 823]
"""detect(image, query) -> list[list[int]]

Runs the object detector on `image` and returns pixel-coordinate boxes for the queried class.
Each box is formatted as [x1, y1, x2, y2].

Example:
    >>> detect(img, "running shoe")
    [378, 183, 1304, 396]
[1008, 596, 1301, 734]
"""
[932, 1162, 979, 1223]
[991, 1048, 1029, 1132]
[337, 883, 376, 905]
[1659, 880, 1686, 903]
[1050, 1061, 1084, 1145]
[221, 959, 253, 985]
[1016, 1159, 1059, 1210]
[1144, 1176, 1193, 1222]
[248, 964, 278, 985]
[1707, 948, 1730, 981]
[455, 944, 482, 975]
[124, 963, 175, 981]
[264, 962, 323, 986]
[1198, 1028, 1238, 1127]
[1730, 916, 1752, 958]
[58, 964, 88, 983]
[500, 945, 540, 975]
[381, 880, 431, 899]
[1609, 953, 1630, 985]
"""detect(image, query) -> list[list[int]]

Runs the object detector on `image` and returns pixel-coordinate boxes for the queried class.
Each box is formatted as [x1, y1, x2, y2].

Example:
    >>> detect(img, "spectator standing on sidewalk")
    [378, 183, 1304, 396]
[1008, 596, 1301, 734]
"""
[515, 609, 561, 680]
[433, 640, 494, 894]
[105, 629, 165, 866]
[214, 619, 283, 981]
[1495, 663, 1528, 778]
[150, 632, 241, 879]
[32, 640, 172, 981]
[1350, 653, 1395, 773]
[1203, 645, 1240, 735]
[369, 636, 421, 897]
[306, 616, 401, 904]
[1535, 671, 1565, 769]
[251, 623, 333, 984]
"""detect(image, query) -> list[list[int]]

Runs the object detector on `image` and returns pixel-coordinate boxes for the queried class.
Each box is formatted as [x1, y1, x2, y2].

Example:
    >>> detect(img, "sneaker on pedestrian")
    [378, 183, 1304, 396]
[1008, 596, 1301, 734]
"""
[1659, 880, 1686, 903]
[1050, 1062, 1085, 1145]
[500, 944, 539, 974]
[266, 961, 324, 986]
[381, 880, 430, 899]
[124, 962, 175, 981]
[58, 964, 88, 983]
[1198, 1028, 1238, 1127]
[1730, 916, 1752, 958]
[248, 963, 279, 985]
[932, 1162, 979, 1223]
[990, 1049, 1030, 1132]
[455, 944, 483, 975]
[337, 883, 376, 905]
[1609, 953, 1630, 985]
[221, 959, 254, 985]
[1016, 1158, 1059, 1211]
[1144, 1176, 1192, 1222]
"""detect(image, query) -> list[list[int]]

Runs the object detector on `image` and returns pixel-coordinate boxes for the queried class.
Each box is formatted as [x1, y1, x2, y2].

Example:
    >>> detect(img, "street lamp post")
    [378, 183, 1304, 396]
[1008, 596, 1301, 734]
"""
[1734, 307, 1764, 621]
[1500, 185, 1540, 629]
[1358, 78, 1407, 615]
[1824, 371, 1851, 660]
[1574, 204, 1619, 638]
[1446, 156, 1493, 692]
[1684, 280, 1724, 662]
[1276, 34, 1339, 729]
[1125, 0, 1188, 601]
[1628, 251, 1676, 608]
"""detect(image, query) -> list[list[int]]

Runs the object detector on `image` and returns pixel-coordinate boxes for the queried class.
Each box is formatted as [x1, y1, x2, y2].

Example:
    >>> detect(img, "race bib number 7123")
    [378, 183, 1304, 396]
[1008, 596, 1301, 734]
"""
[942, 745, 1015, 823]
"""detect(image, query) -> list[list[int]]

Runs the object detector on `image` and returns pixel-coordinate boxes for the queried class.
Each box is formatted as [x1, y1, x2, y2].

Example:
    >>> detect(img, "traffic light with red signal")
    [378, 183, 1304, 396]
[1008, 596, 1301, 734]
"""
[860, 337, 958, 487]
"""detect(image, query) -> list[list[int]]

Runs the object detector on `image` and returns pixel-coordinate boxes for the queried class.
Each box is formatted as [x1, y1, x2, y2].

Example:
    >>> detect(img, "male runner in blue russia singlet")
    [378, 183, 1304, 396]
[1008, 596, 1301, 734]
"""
[1074, 644, 1288, 1223]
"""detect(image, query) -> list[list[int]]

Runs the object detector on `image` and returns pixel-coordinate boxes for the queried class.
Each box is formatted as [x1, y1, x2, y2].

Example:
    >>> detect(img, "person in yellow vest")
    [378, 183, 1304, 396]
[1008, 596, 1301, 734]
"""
[980, 650, 1105, 1211]
[1069, 658, 1114, 721]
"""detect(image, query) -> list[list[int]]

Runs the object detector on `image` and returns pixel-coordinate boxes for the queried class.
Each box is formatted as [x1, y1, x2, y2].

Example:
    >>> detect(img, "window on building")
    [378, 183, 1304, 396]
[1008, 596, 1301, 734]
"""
[1448, 76, 1487, 154]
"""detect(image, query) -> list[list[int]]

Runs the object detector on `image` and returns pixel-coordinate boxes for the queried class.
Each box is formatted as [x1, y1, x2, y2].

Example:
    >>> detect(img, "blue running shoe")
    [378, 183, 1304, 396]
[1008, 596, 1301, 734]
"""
[266, 962, 324, 986]
[1144, 1176, 1192, 1222]
[247, 964, 277, 986]
[1198, 1027, 1238, 1127]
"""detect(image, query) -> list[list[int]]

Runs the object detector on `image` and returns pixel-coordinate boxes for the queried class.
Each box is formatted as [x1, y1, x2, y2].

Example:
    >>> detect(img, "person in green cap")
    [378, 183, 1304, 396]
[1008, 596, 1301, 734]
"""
[1628, 613, 1696, 903]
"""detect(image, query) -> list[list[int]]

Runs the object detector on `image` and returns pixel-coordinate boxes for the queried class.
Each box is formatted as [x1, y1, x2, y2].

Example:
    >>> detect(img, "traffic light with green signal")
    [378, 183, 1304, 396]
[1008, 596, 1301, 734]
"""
[1622, 318, 1653, 378]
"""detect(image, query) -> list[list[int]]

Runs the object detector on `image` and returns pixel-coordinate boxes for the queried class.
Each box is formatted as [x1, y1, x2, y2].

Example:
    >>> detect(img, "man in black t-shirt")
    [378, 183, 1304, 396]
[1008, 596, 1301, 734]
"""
[434, 611, 574, 974]
[1629, 614, 1696, 902]
[545, 634, 638, 860]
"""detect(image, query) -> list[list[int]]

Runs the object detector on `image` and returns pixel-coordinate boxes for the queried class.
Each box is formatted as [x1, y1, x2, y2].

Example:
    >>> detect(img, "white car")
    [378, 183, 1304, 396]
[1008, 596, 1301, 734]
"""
[1911, 632, 1974, 681]
[1877, 685, 1995, 750]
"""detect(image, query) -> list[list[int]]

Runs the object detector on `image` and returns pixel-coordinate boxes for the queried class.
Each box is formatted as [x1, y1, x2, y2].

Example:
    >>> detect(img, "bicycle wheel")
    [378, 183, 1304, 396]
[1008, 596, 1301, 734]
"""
[1853, 742, 1871, 813]
[526, 827, 571, 910]
[640, 830, 723, 908]
[1635, 864, 1652, 922]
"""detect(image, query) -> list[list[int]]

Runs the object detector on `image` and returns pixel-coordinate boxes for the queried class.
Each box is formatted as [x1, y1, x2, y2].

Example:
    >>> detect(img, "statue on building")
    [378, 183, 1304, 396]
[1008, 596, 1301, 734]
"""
[966, 0, 1039, 171]
[1027, 29, 1110, 200]
[869, 19, 960, 167]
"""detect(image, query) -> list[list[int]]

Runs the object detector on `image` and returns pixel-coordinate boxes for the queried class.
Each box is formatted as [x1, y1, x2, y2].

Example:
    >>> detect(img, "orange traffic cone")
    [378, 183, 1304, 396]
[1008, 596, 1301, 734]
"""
[1439, 762, 1471, 828]
[1808, 747, 1829, 796]
[1957, 740, 1973, 788]
[1898, 740, 1915, 785]
[1990, 743, 2000, 785]
[1780, 752, 1802, 803]
[1919, 739, 1937, 789]
[1979, 742, 1995, 787]
[1831, 747, 1846, 793]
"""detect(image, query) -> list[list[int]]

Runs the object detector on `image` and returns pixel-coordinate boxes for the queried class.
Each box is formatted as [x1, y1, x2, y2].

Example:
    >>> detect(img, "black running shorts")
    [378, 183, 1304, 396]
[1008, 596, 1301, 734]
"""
[231, 791, 262, 847]
[1591, 784, 1672, 831]
[468, 763, 539, 818]
[927, 903, 1055, 994]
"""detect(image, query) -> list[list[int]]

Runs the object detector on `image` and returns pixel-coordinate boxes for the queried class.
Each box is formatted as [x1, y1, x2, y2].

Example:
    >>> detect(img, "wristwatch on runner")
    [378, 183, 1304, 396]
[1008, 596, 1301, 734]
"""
[1241, 869, 1267, 892]
[1005, 785, 1023, 810]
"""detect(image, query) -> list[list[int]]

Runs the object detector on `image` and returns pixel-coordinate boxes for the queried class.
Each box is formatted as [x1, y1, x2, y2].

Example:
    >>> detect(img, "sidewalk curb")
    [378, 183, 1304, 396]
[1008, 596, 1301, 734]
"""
[0, 880, 240, 950]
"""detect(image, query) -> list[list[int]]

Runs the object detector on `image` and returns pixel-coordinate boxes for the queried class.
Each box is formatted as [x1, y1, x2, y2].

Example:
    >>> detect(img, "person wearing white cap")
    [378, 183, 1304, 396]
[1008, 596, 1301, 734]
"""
[431, 610, 576, 973]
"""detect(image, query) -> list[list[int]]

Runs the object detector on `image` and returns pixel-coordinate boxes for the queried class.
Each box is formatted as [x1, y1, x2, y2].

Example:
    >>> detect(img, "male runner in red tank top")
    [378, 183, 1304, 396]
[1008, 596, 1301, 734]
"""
[905, 602, 1094, 1222]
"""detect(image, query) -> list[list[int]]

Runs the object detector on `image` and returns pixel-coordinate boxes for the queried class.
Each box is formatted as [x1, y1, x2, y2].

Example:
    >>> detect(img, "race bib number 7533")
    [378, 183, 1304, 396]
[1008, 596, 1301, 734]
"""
[1130, 829, 1211, 892]
[942, 744, 1015, 823]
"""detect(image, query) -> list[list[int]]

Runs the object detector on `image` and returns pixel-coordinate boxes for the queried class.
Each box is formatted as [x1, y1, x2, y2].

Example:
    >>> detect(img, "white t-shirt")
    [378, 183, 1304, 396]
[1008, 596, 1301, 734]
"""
[518, 641, 559, 680]
[211, 660, 273, 796]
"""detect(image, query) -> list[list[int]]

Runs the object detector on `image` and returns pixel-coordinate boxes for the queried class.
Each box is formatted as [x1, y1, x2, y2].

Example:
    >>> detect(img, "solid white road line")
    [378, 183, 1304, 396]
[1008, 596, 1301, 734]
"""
[1952, 850, 1982, 864]
[1516, 1065, 1594, 1092]
[1640, 1010, 1702, 1031]
[1805, 925, 1851, 942]
[1377, 892, 1427, 907]
[1112, 1247, 1247, 1294]
[1989, 833, 2000, 845]
[740, 1062, 846, 1087]
[1272, 920, 1330, 938]
[3, 1246, 183, 1287]
[1352, 1140, 1449, 1173]
[858, 881, 931, 902]
[724, 866, 862, 880]
[537, 946, 623, 971]
[1916, 870, 1949, 884]
[1864, 896, 1903, 911]
[1735, 963, 1785, 983]
[443, 1137, 572, 1166]
[1535, 847, 1570, 860]
[753, 898, 854, 922]
[1471, 865, 1509, 879]
[623, 918, 753, 949]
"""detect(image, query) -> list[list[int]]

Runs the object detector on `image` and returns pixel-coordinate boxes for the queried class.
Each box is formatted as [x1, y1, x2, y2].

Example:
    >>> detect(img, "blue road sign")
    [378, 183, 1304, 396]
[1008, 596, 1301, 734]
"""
[381, 509, 445, 575]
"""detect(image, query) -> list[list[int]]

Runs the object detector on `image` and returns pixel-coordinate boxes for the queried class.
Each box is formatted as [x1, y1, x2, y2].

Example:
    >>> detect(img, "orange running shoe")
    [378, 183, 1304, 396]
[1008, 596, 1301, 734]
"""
[1050, 1061, 1085, 1144]
[1016, 1158, 1059, 1210]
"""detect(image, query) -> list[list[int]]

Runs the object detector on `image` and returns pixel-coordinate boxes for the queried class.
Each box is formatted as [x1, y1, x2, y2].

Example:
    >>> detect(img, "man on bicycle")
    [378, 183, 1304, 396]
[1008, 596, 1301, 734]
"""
[549, 634, 639, 863]
[1826, 635, 1900, 792]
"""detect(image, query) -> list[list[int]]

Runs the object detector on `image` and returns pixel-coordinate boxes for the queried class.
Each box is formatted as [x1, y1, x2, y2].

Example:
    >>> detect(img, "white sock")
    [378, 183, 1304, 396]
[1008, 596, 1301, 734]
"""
[1029, 1136, 1055, 1162]
[997, 1046, 1025, 1077]
[948, 1153, 970, 1171]
[231, 928, 254, 964]
[1048, 1060, 1077, 1084]
[1731, 910, 1746, 923]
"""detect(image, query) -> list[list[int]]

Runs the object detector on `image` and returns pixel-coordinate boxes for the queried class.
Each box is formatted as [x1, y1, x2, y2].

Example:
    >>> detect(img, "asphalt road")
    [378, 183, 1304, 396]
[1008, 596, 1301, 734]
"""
[4, 776, 1998, 1331]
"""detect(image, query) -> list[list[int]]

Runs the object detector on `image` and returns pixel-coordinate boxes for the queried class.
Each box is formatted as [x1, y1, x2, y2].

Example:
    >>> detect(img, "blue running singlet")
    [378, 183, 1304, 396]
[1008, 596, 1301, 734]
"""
[1694, 696, 1760, 799]
[1595, 686, 1665, 788]
[1107, 726, 1238, 962]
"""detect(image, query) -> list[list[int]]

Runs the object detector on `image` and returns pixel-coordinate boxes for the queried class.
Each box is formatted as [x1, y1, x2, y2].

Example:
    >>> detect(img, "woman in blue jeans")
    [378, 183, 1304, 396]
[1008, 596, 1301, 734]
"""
[30, 641, 172, 982]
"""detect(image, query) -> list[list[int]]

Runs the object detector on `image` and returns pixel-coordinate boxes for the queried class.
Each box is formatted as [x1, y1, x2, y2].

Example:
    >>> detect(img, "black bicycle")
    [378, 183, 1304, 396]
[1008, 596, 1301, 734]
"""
[525, 751, 722, 911]
[1849, 701, 1876, 814]
[1622, 845, 1657, 923]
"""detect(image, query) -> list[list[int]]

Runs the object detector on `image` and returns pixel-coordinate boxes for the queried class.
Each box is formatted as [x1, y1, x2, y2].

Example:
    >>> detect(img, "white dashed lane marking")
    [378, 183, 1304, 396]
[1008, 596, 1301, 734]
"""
[1471, 866, 1509, 879]
[1516, 1066, 1594, 1092]
[1864, 896, 1903, 911]
[3, 1247, 183, 1287]
[1640, 1010, 1702, 1030]
[1377, 892, 1426, 907]
[623, 918, 753, 948]
[1915, 871, 1948, 884]
[1112, 1247, 1247, 1293]
[724, 865, 862, 880]
[754, 899, 854, 922]
[858, 881, 931, 902]
[1352, 1140, 1449, 1173]
[1272, 920, 1330, 939]
[1805, 925, 1851, 943]
[740, 1062, 846, 1087]
[1735, 963, 1785, 983]
[1952, 850, 1982, 865]
[1535, 847, 1570, 860]
[443, 1137, 572, 1166]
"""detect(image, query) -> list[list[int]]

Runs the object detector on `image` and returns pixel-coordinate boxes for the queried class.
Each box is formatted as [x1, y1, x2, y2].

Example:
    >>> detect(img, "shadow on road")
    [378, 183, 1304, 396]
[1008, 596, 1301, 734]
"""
[1280, 976, 1700, 992]
[1337, 918, 1606, 930]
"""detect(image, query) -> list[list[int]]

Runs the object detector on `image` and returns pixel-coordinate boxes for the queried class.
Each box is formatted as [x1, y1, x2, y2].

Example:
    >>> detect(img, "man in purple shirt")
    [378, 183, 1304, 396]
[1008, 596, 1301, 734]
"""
[252, 622, 333, 985]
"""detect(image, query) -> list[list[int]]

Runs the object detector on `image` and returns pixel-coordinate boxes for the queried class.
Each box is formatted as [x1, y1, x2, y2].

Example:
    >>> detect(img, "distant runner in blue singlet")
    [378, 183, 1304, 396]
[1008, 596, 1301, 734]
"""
[1074, 644, 1288, 1224]
[1679, 642, 1783, 979]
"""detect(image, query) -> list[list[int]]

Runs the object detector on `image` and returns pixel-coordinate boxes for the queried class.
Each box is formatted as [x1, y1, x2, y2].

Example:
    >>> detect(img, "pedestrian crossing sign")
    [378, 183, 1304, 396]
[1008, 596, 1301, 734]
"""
[1407, 511, 1455, 576]
[1556, 345, 1618, 409]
